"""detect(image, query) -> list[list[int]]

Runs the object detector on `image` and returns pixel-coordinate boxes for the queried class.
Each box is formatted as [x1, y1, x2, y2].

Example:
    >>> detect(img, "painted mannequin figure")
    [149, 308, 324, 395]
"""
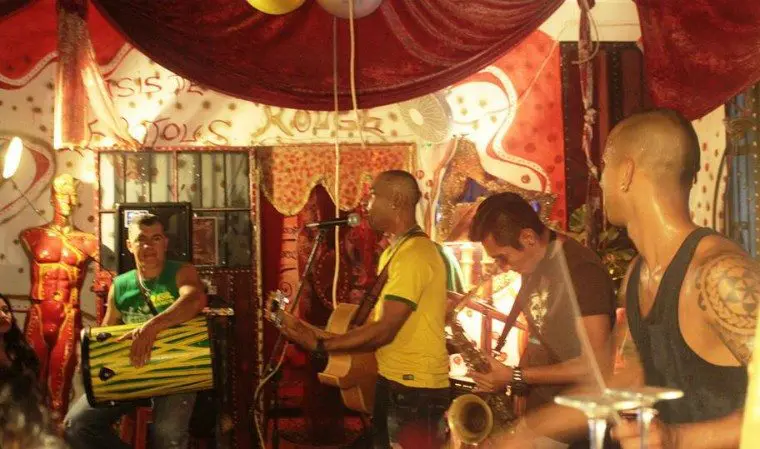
[20, 174, 98, 421]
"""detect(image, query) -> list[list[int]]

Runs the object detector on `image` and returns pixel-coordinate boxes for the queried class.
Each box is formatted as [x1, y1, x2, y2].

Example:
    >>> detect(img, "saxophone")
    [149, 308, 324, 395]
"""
[445, 281, 520, 445]
[447, 317, 518, 427]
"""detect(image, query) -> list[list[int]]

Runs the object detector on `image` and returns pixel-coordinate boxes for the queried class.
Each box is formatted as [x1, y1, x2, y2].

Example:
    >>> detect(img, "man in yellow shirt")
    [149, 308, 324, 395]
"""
[280, 170, 451, 448]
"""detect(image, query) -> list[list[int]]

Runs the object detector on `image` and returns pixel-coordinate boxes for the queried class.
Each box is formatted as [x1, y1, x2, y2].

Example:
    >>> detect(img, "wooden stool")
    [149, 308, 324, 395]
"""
[119, 407, 153, 449]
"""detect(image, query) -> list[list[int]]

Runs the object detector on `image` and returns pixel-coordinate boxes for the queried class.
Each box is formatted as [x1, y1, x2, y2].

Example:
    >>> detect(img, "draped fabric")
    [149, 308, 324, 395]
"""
[636, 0, 760, 119]
[0, 0, 31, 17]
[257, 143, 415, 216]
[54, 0, 136, 148]
[88, 0, 564, 110]
[0, 0, 125, 87]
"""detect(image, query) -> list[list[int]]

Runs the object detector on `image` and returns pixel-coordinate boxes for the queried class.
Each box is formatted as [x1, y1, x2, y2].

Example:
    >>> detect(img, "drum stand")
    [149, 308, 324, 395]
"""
[260, 228, 328, 449]
[554, 394, 639, 449]
[605, 387, 683, 449]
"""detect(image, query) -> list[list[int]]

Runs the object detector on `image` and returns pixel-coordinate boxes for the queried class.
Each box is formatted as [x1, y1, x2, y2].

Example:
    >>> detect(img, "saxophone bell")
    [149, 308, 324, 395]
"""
[447, 393, 494, 445]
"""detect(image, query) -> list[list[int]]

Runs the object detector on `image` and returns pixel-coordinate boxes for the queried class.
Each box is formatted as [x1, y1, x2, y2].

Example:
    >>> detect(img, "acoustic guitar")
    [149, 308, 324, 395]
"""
[266, 291, 377, 414]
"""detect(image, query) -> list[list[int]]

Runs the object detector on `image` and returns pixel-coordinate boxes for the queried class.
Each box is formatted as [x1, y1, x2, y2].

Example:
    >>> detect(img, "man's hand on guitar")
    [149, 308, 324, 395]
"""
[469, 354, 512, 392]
[446, 291, 465, 316]
[280, 312, 319, 352]
[116, 321, 160, 368]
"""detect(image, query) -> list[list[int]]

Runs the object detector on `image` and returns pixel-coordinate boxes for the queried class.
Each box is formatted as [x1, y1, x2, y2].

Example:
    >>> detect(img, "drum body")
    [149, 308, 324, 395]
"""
[81, 316, 213, 407]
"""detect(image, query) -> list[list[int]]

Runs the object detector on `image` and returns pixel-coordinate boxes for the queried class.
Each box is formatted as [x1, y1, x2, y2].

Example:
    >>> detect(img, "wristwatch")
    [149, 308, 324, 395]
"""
[510, 366, 528, 395]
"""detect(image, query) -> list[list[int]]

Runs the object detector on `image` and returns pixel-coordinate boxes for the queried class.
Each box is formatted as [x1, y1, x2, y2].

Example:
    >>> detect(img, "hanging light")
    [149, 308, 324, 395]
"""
[246, 0, 305, 14]
[316, 0, 383, 18]
[2, 137, 23, 179]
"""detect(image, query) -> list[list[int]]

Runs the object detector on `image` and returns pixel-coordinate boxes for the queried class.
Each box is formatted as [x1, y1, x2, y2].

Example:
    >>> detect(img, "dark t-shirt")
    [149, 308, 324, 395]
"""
[517, 235, 617, 411]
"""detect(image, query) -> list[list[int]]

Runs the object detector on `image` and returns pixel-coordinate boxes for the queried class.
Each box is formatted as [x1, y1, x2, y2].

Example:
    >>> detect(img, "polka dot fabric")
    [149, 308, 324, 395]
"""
[689, 107, 727, 232]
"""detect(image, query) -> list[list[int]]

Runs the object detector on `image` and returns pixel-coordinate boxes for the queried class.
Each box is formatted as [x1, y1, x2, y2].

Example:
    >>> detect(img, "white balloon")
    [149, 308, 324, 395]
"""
[316, 0, 383, 19]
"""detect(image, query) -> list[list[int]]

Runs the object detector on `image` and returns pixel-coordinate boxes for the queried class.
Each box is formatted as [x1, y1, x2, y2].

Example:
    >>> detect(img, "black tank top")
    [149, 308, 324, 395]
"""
[626, 228, 747, 424]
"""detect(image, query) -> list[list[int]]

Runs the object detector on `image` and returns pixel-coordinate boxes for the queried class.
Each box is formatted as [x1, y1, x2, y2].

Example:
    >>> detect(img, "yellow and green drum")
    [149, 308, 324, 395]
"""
[81, 316, 213, 407]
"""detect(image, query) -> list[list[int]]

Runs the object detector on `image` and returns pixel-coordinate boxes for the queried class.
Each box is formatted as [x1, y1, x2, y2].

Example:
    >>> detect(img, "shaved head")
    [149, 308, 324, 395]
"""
[605, 108, 700, 188]
[601, 108, 700, 226]
[367, 170, 421, 232]
[374, 170, 421, 209]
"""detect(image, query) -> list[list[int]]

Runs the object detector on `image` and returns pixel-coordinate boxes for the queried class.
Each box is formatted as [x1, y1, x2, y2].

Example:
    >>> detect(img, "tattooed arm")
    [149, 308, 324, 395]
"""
[616, 251, 758, 449]
[669, 253, 758, 448]
[696, 252, 759, 365]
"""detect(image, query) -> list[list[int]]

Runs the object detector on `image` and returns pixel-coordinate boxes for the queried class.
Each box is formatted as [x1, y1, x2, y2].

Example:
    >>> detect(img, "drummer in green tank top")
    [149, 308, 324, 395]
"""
[113, 259, 184, 325]
[64, 213, 208, 449]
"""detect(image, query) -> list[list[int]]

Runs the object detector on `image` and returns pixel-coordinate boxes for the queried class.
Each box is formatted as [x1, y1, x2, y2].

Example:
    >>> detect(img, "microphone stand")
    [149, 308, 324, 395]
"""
[258, 227, 328, 449]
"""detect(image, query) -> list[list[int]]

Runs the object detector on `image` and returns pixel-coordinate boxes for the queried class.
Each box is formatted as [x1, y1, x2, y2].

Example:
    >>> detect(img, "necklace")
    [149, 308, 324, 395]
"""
[136, 269, 160, 316]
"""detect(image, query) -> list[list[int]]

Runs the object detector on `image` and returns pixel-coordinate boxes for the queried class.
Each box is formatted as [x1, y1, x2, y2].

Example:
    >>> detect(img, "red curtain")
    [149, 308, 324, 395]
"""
[636, 0, 760, 119]
[0, 0, 31, 17]
[260, 186, 382, 443]
[260, 194, 285, 362]
[0, 0, 125, 87]
[88, 0, 563, 110]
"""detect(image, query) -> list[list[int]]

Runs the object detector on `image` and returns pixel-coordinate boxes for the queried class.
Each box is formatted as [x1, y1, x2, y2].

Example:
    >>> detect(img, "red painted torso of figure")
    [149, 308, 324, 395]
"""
[20, 174, 98, 422]
[22, 226, 97, 308]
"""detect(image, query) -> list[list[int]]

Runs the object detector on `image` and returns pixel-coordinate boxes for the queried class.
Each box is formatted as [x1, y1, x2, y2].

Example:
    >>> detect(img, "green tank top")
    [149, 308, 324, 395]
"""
[113, 260, 184, 324]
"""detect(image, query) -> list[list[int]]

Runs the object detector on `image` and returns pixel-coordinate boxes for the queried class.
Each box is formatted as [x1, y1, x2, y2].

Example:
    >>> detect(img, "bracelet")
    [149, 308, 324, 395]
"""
[510, 366, 528, 395]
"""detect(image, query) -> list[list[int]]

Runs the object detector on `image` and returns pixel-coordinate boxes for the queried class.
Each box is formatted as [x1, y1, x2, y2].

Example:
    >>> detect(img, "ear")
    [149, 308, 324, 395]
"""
[126, 239, 135, 254]
[518, 228, 538, 247]
[390, 190, 404, 210]
[620, 158, 635, 192]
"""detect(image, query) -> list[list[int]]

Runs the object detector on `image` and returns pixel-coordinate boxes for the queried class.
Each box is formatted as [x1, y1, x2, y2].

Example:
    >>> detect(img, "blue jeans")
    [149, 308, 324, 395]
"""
[64, 393, 196, 449]
[372, 377, 450, 449]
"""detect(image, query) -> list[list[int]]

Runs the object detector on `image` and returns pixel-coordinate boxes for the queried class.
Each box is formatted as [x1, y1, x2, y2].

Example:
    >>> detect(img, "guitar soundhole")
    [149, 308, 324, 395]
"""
[98, 367, 116, 381]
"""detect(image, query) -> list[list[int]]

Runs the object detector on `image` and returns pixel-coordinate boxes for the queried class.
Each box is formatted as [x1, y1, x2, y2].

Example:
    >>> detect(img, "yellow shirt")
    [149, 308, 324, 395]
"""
[740, 315, 760, 447]
[373, 234, 450, 389]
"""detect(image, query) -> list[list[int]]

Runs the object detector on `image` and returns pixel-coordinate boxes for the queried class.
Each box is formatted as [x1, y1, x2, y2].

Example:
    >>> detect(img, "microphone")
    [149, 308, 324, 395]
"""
[305, 213, 361, 229]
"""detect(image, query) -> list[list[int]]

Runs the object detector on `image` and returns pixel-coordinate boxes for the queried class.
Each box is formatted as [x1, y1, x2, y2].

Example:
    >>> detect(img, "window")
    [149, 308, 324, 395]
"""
[726, 86, 760, 259]
[97, 149, 253, 270]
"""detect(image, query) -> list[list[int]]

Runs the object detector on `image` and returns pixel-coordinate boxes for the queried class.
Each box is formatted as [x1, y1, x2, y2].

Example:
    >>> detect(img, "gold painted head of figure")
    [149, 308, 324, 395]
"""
[50, 174, 79, 218]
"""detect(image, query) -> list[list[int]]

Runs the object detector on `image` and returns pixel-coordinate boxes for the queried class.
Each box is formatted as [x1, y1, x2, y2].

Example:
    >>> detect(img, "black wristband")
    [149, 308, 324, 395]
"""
[510, 366, 528, 395]
[315, 337, 326, 354]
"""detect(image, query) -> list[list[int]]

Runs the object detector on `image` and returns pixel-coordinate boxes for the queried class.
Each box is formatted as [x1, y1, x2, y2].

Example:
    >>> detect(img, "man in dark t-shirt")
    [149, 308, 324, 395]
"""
[462, 192, 617, 448]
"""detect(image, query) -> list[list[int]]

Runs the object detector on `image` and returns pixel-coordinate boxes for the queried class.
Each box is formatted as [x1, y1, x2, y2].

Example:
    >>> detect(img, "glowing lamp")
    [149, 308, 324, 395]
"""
[2, 137, 23, 179]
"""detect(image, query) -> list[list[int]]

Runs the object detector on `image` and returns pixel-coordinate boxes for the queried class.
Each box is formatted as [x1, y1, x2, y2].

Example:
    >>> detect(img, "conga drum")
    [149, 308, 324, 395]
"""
[81, 316, 213, 407]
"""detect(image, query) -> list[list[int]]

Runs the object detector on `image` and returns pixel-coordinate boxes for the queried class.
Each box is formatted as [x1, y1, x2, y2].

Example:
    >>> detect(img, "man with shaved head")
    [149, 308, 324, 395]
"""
[280, 170, 451, 448]
[601, 109, 759, 448]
